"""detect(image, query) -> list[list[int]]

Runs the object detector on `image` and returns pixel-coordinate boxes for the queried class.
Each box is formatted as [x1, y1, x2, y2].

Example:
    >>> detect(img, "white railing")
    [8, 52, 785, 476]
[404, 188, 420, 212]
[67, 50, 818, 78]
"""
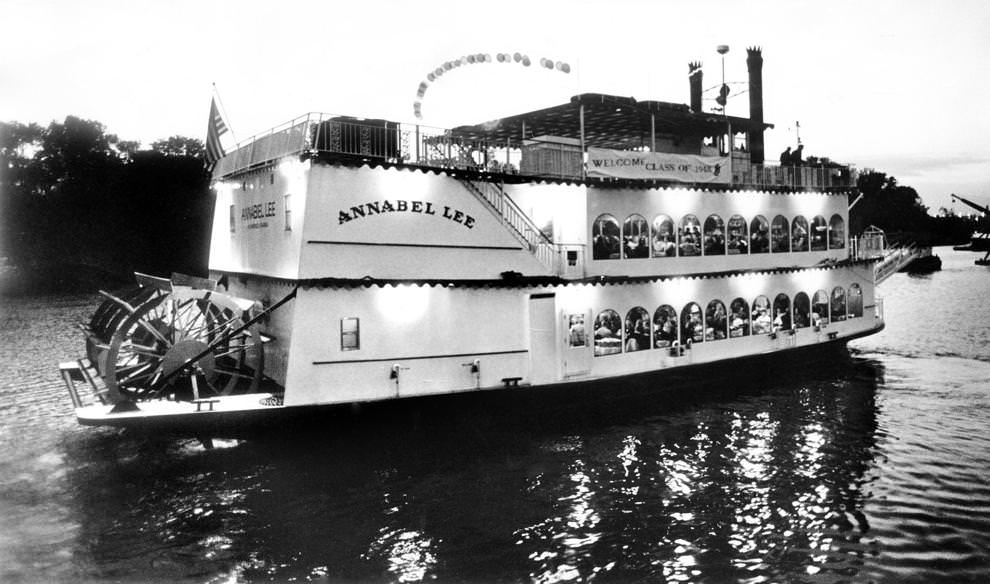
[734, 157, 857, 190]
[212, 114, 857, 191]
[213, 114, 523, 179]
[459, 179, 558, 273]
[875, 243, 920, 284]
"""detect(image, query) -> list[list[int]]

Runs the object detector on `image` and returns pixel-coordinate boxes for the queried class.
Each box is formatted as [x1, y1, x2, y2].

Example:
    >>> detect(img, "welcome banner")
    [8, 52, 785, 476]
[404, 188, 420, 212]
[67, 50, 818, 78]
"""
[586, 147, 730, 183]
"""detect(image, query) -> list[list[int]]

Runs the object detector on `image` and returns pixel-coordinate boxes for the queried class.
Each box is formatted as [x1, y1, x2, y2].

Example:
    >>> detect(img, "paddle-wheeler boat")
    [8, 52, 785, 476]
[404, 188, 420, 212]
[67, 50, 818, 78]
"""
[61, 48, 886, 433]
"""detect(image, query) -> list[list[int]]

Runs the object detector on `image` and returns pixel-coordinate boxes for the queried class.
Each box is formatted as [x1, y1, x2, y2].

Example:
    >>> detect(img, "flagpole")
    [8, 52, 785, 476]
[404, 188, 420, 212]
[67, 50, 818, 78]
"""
[212, 82, 237, 144]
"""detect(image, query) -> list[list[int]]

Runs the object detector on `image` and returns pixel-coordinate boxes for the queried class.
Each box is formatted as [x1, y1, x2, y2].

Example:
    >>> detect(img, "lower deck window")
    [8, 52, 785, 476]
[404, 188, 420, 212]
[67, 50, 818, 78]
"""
[340, 317, 360, 351]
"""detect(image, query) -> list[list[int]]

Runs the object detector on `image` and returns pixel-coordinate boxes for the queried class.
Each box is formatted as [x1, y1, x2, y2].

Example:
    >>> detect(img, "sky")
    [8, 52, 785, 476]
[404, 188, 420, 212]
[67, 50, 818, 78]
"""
[2, 0, 989, 212]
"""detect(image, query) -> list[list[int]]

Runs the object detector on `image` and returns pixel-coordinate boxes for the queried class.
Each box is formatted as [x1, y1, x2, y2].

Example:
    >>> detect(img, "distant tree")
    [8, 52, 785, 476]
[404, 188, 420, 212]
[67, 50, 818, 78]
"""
[1, 121, 43, 194]
[151, 135, 205, 159]
[113, 139, 142, 161]
[851, 170, 930, 242]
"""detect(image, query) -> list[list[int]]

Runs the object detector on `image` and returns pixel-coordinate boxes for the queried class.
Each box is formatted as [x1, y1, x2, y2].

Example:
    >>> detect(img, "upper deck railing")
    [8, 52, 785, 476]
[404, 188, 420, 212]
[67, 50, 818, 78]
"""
[213, 114, 857, 191]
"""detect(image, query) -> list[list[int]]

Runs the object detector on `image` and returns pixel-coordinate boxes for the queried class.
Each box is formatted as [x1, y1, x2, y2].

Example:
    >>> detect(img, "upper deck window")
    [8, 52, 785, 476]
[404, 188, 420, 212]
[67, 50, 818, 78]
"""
[651, 215, 676, 257]
[750, 216, 770, 254]
[829, 214, 846, 249]
[728, 215, 748, 254]
[791, 216, 810, 252]
[771, 215, 790, 253]
[623, 215, 649, 259]
[592, 214, 621, 260]
[704, 215, 726, 256]
[679, 215, 702, 257]
[810, 216, 827, 251]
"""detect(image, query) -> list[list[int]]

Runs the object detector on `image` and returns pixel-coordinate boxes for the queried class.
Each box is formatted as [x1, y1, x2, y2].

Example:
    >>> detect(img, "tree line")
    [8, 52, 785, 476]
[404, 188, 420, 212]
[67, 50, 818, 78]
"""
[1, 116, 212, 294]
[0, 115, 982, 294]
[849, 170, 982, 247]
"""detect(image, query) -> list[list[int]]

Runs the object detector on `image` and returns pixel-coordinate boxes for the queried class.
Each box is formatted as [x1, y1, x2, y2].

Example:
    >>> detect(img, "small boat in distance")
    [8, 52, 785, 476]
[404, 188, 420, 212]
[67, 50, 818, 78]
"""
[60, 48, 886, 435]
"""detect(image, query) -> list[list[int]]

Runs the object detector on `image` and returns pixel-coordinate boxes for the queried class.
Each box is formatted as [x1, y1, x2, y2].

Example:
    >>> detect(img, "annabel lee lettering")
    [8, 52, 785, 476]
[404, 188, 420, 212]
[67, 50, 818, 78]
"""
[337, 199, 476, 229]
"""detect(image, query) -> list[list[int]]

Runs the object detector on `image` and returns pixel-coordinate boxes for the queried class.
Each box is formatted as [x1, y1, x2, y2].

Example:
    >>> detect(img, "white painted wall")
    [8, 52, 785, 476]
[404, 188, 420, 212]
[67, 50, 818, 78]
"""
[299, 165, 547, 279]
[277, 263, 876, 405]
[209, 159, 310, 279]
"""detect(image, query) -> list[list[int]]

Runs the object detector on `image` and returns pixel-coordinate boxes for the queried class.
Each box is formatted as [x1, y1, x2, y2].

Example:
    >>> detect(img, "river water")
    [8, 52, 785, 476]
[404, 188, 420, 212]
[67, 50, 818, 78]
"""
[1, 247, 988, 583]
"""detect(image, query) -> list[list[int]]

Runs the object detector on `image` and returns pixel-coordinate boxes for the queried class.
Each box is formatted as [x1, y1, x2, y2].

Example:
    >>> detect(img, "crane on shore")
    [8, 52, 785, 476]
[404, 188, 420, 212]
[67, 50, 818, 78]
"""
[950, 193, 990, 264]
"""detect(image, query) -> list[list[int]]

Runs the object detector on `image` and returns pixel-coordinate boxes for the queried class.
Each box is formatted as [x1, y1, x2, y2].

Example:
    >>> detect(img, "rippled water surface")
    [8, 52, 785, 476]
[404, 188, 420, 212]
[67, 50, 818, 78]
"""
[1, 248, 989, 583]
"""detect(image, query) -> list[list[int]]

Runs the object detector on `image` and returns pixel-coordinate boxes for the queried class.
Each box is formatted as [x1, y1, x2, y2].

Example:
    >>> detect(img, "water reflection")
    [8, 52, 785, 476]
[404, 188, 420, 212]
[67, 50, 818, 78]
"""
[55, 358, 886, 582]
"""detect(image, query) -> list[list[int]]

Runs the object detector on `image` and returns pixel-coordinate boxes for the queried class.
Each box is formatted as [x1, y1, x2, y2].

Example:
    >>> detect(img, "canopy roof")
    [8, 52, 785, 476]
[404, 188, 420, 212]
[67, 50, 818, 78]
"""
[451, 93, 773, 150]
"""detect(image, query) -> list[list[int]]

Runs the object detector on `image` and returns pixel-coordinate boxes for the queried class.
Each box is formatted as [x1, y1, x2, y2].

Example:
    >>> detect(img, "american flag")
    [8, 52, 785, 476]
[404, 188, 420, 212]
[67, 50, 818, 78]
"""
[205, 97, 228, 168]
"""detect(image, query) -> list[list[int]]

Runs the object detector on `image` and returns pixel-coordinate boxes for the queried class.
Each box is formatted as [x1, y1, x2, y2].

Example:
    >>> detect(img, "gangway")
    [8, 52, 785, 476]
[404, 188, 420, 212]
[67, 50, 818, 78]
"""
[854, 226, 923, 284]
[875, 242, 923, 284]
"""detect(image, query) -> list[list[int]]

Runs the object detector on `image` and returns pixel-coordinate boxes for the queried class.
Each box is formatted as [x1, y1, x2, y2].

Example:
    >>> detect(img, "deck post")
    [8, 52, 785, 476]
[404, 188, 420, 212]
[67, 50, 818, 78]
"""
[650, 112, 656, 152]
[579, 103, 586, 180]
[727, 120, 733, 185]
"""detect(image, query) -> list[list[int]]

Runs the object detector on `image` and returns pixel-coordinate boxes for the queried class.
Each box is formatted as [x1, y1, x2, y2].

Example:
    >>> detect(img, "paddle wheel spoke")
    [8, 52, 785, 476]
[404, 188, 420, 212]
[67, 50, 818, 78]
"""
[120, 365, 159, 386]
[214, 367, 257, 380]
[115, 360, 153, 373]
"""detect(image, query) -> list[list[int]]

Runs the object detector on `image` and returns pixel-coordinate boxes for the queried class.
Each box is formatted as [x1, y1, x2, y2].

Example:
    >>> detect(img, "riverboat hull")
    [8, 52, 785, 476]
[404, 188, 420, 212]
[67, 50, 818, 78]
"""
[72, 321, 882, 437]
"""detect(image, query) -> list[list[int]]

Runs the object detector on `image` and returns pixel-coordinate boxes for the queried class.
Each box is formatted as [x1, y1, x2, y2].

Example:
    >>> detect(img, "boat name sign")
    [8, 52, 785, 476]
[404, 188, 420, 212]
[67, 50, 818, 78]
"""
[338, 199, 476, 229]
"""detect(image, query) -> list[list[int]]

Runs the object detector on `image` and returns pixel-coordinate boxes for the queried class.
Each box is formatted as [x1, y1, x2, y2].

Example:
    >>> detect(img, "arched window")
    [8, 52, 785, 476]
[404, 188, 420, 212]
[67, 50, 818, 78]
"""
[653, 304, 678, 348]
[593, 309, 622, 356]
[729, 297, 750, 337]
[848, 284, 863, 318]
[810, 215, 828, 251]
[622, 214, 649, 259]
[681, 302, 704, 343]
[752, 295, 773, 334]
[829, 214, 846, 249]
[728, 215, 748, 254]
[791, 215, 810, 252]
[704, 214, 726, 256]
[705, 299, 728, 341]
[651, 215, 676, 258]
[794, 292, 811, 328]
[750, 215, 770, 254]
[773, 293, 792, 331]
[592, 214, 621, 260]
[679, 215, 702, 257]
[624, 306, 650, 352]
[831, 287, 847, 321]
[771, 215, 790, 253]
[812, 289, 830, 326]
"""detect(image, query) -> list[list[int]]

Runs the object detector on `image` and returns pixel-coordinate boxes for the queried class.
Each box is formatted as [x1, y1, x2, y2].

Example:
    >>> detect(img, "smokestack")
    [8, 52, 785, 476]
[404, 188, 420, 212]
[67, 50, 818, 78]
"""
[688, 61, 703, 114]
[746, 47, 765, 163]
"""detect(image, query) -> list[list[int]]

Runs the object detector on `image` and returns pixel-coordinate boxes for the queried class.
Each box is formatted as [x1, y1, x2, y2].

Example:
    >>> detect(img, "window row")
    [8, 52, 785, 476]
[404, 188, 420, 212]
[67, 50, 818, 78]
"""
[581, 285, 864, 357]
[592, 213, 846, 260]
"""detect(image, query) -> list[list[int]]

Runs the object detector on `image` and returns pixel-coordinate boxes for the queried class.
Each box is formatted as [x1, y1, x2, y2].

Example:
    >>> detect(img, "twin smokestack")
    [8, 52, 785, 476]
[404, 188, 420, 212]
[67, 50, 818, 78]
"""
[688, 47, 765, 164]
